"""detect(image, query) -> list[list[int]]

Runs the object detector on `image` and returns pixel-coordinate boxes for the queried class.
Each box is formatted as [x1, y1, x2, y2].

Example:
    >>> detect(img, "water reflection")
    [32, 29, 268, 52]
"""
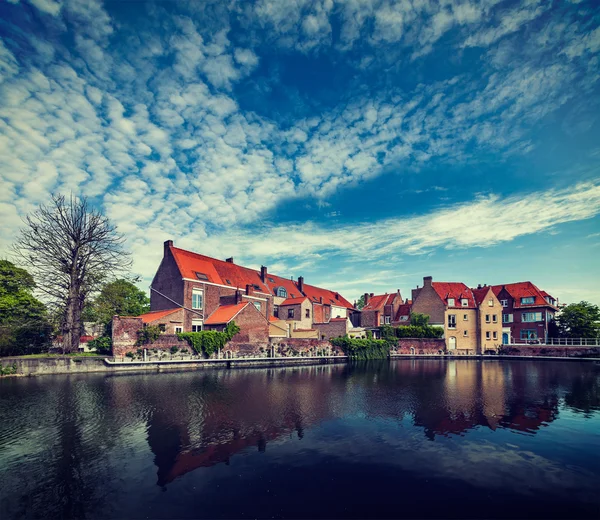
[1, 360, 599, 519]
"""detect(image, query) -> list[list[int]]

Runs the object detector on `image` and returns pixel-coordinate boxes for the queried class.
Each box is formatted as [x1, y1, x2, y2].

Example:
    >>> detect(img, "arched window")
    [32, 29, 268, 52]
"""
[276, 287, 287, 298]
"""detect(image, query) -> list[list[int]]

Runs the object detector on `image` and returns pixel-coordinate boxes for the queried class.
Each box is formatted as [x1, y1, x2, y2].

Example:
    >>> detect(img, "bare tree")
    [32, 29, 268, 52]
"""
[13, 194, 131, 352]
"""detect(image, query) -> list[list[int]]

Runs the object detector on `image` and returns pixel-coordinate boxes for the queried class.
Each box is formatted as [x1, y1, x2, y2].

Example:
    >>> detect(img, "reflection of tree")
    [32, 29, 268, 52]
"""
[564, 370, 600, 416]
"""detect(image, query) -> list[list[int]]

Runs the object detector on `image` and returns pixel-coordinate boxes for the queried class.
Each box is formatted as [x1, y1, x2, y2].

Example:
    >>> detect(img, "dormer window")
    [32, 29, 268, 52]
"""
[461, 299, 469, 307]
[195, 272, 208, 281]
[276, 287, 287, 298]
[448, 298, 455, 306]
[252, 284, 261, 290]
[225, 279, 231, 285]
[521, 297, 535, 305]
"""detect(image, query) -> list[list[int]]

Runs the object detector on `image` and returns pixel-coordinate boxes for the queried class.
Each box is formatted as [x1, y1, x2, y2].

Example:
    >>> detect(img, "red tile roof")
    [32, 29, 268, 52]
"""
[301, 282, 354, 309]
[431, 282, 476, 308]
[490, 281, 556, 309]
[394, 303, 412, 321]
[363, 293, 397, 311]
[280, 296, 309, 306]
[329, 317, 347, 322]
[471, 287, 494, 306]
[205, 303, 249, 325]
[138, 308, 181, 323]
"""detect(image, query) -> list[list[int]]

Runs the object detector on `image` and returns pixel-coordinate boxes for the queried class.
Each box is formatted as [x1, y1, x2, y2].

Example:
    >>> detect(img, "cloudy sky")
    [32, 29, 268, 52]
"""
[1, 0, 599, 305]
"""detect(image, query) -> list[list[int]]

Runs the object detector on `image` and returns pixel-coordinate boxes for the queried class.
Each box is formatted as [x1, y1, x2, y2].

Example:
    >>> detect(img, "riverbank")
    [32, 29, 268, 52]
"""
[1, 352, 599, 377]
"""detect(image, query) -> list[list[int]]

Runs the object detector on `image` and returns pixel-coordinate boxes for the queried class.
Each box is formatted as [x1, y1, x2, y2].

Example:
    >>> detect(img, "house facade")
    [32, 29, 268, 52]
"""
[145, 240, 355, 341]
[411, 276, 501, 354]
[360, 291, 403, 328]
[489, 282, 558, 344]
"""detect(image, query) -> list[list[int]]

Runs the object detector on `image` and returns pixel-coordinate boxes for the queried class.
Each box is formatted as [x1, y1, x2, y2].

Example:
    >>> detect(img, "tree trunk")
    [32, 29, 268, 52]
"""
[63, 283, 82, 353]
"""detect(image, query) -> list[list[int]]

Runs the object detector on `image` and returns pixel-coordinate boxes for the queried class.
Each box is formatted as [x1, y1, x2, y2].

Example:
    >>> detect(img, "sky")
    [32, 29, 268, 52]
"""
[1, 0, 599, 306]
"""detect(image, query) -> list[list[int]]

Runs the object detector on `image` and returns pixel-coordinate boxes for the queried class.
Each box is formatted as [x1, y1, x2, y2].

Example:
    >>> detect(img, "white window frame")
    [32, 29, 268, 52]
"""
[192, 288, 203, 310]
[385, 316, 390, 324]
[448, 314, 456, 329]
[502, 313, 513, 323]
[485, 314, 491, 323]
[191, 320, 203, 332]
[461, 299, 469, 307]
[492, 314, 498, 323]
[488, 299, 494, 307]
[174, 326, 183, 333]
[447, 298, 455, 306]
[463, 314, 468, 321]
[522, 312, 542, 323]
[463, 330, 468, 337]
[493, 331, 498, 340]
[501, 299, 508, 307]
[486, 331, 491, 340]
[253, 301, 261, 311]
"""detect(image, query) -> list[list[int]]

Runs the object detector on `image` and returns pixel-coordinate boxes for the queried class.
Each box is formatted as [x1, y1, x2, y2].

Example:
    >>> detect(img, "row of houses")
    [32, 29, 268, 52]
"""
[132, 240, 558, 353]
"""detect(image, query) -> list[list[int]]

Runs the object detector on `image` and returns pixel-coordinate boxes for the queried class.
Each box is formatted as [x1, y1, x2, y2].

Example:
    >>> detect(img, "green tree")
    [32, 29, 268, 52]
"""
[13, 195, 131, 352]
[356, 295, 366, 310]
[410, 313, 430, 327]
[85, 279, 149, 326]
[0, 260, 52, 356]
[556, 302, 600, 338]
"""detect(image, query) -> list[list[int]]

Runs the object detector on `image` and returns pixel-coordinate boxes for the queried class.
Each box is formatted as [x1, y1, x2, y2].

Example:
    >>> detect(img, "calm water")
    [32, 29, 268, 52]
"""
[1, 360, 600, 519]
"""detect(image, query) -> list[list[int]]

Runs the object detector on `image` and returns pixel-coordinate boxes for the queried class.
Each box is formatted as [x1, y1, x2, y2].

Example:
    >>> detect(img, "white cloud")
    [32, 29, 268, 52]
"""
[28, 0, 62, 17]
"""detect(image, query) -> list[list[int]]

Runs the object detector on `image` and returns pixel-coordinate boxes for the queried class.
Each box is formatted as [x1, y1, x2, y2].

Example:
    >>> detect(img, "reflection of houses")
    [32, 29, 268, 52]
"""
[489, 282, 559, 344]
[144, 240, 356, 341]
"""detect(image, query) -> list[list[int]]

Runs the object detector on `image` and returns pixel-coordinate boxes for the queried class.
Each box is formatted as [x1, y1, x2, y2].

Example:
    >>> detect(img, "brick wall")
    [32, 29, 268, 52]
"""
[411, 284, 445, 324]
[270, 338, 344, 357]
[314, 319, 349, 340]
[150, 251, 184, 311]
[478, 291, 503, 353]
[361, 309, 379, 328]
[111, 316, 189, 356]
[392, 338, 446, 355]
[445, 308, 477, 353]
[227, 304, 269, 344]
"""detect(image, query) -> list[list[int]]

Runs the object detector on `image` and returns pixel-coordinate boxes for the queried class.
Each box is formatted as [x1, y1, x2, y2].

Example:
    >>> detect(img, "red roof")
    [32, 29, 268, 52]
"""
[329, 317, 347, 322]
[363, 293, 397, 311]
[268, 316, 281, 322]
[301, 282, 354, 309]
[280, 296, 309, 306]
[471, 286, 494, 306]
[138, 308, 181, 323]
[205, 303, 249, 325]
[394, 303, 412, 321]
[490, 282, 556, 309]
[431, 282, 476, 308]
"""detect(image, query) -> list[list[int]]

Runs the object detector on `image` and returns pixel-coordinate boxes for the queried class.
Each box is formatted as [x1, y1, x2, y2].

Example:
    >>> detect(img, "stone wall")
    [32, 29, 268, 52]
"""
[391, 338, 446, 355]
[271, 337, 345, 357]
[498, 345, 600, 358]
[314, 319, 349, 340]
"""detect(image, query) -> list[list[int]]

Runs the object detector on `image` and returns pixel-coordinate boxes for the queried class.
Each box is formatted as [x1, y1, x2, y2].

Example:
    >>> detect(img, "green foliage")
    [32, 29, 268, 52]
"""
[356, 294, 366, 310]
[366, 329, 373, 340]
[170, 346, 179, 354]
[84, 279, 150, 326]
[86, 336, 112, 354]
[331, 336, 390, 360]
[377, 324, 444, 339]
[125, 352, 135, 358]
[0, 260, 52, 356]
[137, 325, 162, 345]
[410, 313, 430, 327]
[556, 302, 600, 338]
[177, 321, 240, 358]
[0, 362, 18, 376]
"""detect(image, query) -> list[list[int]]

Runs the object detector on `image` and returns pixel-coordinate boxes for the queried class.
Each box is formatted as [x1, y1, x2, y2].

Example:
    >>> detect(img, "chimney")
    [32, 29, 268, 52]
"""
[235, 289, 243, 304]
[364, 293, 370, 305]
[164, 240, 173, 256]
[477, 284, 482, 289]
[246, 284, 254, 296]
[261, 265, 267, 283]
[298, 276, 304, 292]
[226, 257, 234, 263]
[423, 276, 432, 287]
[370, 293, 374, 298]
[335, 292, 339, 300]
[319, 296, 323, 304]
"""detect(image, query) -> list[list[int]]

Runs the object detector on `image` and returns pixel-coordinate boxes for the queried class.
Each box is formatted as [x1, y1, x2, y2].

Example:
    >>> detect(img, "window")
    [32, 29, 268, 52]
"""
[175, 326, 183, 333]
[400, 316, 408, 321]
[195, 272, 208, 281]
[447, 298, 455, 306]
[273, 305, 279, 318]
[486, 331, 491, 339]
[158, 324, 166, 332]
[461, 299, 469, 307]
[503, 313, 513, 323]
[501, 299, 508, 307]
[485, 314, 491, 323]
[288, 308, 295, 319]
[385, 316, 390, 324]
[521, 329, 538, 340]
[448, 314, 456, 328]
[252, 284, 261, 290]
[276, 287, 287, 298]
[253, 301, 261, 311]
[191, 320, 203, 332]
[305, 308, 310, 318]
[268, 277, 275, 283]
[463, 314, 468, 321]
[225, 279, 231, 285]
[493, 331, 498, 340]
[380, 315, 384, 325]
[522, 312, 542, 322]
[463, 330, 468, 337]
[492, 314, 497, 323]
[521, 297, 535, 305]
[290, 293, 295, 298]
[488, 299, 494, 307]
[192, 288, 203, 310]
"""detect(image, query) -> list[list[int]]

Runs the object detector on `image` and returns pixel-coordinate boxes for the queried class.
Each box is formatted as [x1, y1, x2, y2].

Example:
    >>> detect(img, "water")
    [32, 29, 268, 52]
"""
[1, 360, 600, 519]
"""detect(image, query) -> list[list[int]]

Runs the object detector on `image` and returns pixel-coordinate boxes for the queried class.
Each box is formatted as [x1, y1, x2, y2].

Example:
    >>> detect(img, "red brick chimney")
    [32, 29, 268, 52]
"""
[164, 240, 173, 256]
[364, 293, 369, 305]
[261, 266, 267, 283]
[298, 276, 304, 292]
[334, 292, 339, 300]
[423, 276, 432, 287]
[235, 289, 243, 304]
[226, 257, 234, 263]
[246, 284, 254, 296]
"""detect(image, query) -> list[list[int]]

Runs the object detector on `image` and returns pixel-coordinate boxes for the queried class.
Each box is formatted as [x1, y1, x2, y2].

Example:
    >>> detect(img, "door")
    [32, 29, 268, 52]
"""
[448, 336, 456, 350]
[502, 333, 509, 345]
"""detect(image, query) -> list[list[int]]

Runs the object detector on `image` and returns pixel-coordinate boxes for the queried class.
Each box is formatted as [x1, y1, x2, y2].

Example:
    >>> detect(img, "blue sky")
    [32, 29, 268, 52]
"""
[1, 0, 599, 305]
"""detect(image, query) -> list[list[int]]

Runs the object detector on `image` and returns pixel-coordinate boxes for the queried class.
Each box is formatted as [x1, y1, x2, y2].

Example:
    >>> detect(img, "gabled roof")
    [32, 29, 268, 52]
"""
[205, 303, 249, 325]
[301, 282, 354, 309]
[490, 282, 556, 309]
[262, 272, 302, 300]
[280, 296, 309, 306]
[138, 308, 181, 323]
[471, 286, 495, 306]
[394, 303, 412, 321]
[363, 293, 397, 311]
[431, 282, 476, 308]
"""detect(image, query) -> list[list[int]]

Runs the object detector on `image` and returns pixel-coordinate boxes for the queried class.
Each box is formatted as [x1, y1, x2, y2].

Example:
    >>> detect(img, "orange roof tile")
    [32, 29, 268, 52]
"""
[138, 308, 181, 323]
[431, 282, 476, 308]
[490, 282, 556, 309]
[301, 282, 354, 309]
[363, 293, 397, 311]
[280, 296, 309, 306]
[204, 303, 249, 325]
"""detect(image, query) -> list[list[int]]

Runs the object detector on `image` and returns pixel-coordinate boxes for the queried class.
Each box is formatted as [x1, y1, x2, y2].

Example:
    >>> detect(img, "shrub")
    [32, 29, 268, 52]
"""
[86, 336, 112, 355]
[0, 362, 18, 376]
[137, 325, 161, 345]
[170, 346, 179, 354]
[125, 352, 135, 358]
[331, 336, 390, 360]
[177, 321, 240, 358]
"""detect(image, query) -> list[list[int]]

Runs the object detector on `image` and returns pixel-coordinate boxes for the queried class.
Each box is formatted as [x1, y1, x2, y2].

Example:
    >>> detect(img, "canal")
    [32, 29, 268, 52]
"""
[1, 359, 599, 519]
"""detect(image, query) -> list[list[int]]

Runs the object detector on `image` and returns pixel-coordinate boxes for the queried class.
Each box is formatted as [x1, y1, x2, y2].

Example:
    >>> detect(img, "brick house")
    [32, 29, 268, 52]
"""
[392, 300, 412, 326]
[489, 282, 559, 344]
[360, 291, 403, 328]
[411, 276, 502, 354]
[145, 240, 355, 341]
